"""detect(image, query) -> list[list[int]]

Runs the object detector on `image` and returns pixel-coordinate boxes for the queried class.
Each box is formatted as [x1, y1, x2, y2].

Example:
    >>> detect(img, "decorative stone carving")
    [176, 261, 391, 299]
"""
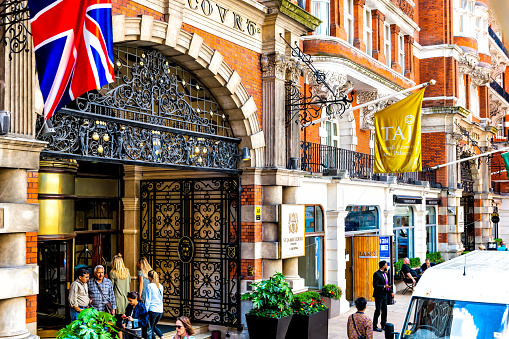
[471, 66, 493, 86]
[285, 58, 304, 84]
[458, 53, 480, 74]
[447, 132, 464, 144]
[490, 95, 508, 122]
[307, 70, 352, 101]
[261, 52, 287, 79]
[357, 91, 397, 130]
[491, 53, 508, 80]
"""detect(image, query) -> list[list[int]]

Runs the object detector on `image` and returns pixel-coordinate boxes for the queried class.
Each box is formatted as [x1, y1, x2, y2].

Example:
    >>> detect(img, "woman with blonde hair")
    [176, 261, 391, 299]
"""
[172, 316, 194, 339]
[110, 254, 131, 337]
[146, 270, 164, 339]
[137, 257, 152, 302]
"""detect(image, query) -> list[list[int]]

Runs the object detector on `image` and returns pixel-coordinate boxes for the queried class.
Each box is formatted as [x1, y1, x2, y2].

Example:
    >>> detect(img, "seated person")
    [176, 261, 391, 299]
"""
[420, 258, 435, 273]
[401, 257, 420, 284]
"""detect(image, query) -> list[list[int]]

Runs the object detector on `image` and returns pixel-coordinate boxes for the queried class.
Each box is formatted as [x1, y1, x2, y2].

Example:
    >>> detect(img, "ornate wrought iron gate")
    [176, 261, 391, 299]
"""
[140, 178, 241, 327]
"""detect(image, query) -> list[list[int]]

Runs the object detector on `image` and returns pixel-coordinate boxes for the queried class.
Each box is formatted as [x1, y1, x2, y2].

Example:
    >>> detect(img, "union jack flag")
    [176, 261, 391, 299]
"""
[27, 0, 115, 120]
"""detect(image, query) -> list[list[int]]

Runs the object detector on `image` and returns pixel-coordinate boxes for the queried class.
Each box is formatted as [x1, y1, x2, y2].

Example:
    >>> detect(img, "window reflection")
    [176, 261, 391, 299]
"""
[402, 298, 509, 338]
[345, 206, 379, 232]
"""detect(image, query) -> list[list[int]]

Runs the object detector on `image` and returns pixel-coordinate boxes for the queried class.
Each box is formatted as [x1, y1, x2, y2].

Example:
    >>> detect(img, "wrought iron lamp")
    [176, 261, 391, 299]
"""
[238, 147, 251, 161]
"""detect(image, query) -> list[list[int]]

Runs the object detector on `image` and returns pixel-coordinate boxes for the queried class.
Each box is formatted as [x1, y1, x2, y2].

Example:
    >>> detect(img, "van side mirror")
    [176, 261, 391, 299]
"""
[384, 323, 399, 339]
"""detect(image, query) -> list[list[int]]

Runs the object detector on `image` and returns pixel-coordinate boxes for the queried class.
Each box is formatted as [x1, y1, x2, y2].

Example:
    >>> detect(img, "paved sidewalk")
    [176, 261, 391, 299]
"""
[328, 292, 412, 339]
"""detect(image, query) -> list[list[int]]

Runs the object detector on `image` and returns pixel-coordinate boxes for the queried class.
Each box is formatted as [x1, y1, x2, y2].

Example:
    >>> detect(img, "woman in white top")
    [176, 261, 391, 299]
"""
[145, 270, 164, 339]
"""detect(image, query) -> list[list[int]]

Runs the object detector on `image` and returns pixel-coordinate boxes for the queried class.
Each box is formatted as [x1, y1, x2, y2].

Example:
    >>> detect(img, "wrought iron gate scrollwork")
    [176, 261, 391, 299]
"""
[140, 178, 241, 328]
[37, 46, 240, 173]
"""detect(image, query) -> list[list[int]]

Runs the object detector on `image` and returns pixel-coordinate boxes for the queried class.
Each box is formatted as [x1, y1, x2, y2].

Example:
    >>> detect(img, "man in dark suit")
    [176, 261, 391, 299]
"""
[372, 260, 394, 332]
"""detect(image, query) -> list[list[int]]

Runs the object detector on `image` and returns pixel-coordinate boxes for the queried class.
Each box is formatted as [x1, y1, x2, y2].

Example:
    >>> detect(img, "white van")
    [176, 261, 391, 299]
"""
[397, 251, 509, 339]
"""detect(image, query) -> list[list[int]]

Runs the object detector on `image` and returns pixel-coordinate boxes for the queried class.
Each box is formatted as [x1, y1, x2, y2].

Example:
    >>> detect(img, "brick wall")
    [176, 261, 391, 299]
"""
[111, 0, 164, 20]
[181, 23, 263, 127]
[422, 132, 447, 185]
[26, 171, 38, 324]
[240, 185, 263, 280]
[418, 0, 453, 46]
[420, 57, 458, 107]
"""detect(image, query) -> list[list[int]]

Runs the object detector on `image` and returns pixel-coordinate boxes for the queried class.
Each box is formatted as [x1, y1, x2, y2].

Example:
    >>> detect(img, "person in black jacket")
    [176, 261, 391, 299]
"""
[372, 260, 394, 332]
[123, 291, 149, 339]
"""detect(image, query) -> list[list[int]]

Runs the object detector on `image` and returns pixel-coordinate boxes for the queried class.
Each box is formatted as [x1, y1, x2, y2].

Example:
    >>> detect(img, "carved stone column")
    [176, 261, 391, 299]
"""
[261, 53, 288, 168]
[285, 59, 304, 169]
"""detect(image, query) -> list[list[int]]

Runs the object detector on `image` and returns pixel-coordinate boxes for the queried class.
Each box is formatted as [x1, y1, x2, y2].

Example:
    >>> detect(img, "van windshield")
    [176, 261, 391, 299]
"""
[402, 297, 509, 339]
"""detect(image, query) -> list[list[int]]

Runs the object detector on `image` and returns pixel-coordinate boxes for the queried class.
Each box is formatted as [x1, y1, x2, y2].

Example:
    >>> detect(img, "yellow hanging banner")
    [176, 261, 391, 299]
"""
[374, 88, 426, 173]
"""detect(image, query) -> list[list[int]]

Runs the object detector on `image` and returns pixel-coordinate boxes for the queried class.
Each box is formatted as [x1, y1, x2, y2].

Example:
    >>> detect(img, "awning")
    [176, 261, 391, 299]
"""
[426, 198, 442, 206]
[393, 195, 423, 204]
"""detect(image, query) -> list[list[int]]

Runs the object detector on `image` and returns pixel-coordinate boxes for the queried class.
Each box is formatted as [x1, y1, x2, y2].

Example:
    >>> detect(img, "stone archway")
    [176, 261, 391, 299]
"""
[112, 15, 265, 168]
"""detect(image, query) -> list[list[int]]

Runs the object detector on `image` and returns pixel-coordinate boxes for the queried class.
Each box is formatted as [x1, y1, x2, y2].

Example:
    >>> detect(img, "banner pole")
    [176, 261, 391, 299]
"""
[309, 80, 436, 126]
[430, 147, 509, 170]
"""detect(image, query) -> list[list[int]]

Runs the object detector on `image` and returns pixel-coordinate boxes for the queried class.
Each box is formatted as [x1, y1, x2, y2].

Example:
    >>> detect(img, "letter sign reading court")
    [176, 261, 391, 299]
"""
[186, 0, 261, 37]
[374, 88, 426, 173]
[279, 204, 305, 259]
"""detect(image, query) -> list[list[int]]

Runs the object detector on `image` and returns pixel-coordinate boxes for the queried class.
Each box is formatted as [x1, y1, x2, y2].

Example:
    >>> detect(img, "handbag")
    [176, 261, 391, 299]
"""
[95, 280, 114, 315]
[352, 313, 367, 339]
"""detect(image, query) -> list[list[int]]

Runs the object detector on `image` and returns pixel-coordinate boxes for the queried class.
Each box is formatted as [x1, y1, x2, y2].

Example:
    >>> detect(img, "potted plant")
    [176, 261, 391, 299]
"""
[285, 291, 328, 339]
[57, 308, 118, 339]
[320, 284, 343, 318]
[241, 272, 294, 339]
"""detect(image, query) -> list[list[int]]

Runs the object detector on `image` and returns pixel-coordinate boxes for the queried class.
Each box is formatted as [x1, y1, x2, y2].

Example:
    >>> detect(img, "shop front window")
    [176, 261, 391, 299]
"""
[393, 206, 414, 261]
[345, 205, 379, 233]
[426, 206, 437, 253]
[298, 205, 325, 289]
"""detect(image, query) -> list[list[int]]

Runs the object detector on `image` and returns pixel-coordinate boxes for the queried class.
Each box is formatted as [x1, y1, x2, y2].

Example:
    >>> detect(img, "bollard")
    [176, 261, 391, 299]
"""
[384, 323, 395, 339]
[211, 330, 221, 339]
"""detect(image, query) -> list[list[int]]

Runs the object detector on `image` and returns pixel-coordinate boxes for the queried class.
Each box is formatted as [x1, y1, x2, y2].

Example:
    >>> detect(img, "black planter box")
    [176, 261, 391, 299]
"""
[285, 309, 328, 339]
[246, 313, 293, 339]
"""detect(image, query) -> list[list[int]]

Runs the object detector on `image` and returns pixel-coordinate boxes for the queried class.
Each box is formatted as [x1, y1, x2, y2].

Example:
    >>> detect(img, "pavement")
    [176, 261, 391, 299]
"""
[328, 292, 412, 339]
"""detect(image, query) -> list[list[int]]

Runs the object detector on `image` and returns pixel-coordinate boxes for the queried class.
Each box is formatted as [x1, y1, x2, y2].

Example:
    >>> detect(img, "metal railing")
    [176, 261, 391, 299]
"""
[300, 141, 439, 186]
[489, 26, 509, 60]
[490, 81, 509, 105]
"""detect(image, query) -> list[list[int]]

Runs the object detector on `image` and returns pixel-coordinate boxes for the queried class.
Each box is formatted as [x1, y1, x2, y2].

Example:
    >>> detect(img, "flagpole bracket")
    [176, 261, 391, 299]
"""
[279, 34, 355, 128]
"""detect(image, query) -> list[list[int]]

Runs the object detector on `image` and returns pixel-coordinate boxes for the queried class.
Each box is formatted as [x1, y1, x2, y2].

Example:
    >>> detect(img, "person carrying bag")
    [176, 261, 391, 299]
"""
[347, 297, 373, 339]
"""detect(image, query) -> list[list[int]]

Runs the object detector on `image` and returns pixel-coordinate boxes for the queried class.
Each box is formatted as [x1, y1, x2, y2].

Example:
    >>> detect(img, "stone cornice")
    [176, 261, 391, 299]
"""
[309, 55, 408, 92]
[273, 0, 321, 31]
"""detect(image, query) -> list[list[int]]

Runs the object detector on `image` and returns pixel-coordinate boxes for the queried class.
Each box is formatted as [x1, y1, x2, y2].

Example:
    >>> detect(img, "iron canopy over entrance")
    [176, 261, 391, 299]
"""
[37, 46, 241, 173]
[140, 178, 241, 328]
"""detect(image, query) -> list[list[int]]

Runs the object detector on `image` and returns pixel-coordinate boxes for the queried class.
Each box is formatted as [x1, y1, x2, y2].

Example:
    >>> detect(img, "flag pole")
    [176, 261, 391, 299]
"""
[429, 147, 509, 171]
[309, 79, 436, 126]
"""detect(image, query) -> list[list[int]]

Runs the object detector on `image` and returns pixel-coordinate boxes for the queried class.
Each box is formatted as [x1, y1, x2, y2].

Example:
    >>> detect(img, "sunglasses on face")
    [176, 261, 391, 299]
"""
[175, 326, 183, 329]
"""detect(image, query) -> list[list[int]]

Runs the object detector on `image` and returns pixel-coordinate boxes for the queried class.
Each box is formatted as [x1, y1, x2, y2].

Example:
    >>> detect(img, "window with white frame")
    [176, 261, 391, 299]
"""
[312, 0, 330, 36]
[399, 34, 405, 75]
[364, 8, 373, 56]
[384, 24, 391, 67]
[324, 120, 340, 148]
[458, 0, 475, 35]
[345, 0, 354, 45]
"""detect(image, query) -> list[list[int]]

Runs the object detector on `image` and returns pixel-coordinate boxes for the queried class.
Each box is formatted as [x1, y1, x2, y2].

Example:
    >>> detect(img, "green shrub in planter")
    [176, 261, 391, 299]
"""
[426, 251, 444, 264]
[320, 284, 343, 300]
[57, 308, 118, 339]
[286, 292, 328, 339]
[409, 257, 421, 268]
[241, 271, 294, 318]
[242, 272, 295, 339]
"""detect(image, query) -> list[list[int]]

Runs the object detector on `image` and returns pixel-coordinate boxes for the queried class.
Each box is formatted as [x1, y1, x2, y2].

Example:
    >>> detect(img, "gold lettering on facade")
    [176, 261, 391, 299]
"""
[216, 4, 229, 23]
[201, 0, 214, 16]
[187, 0, 198, 10]
[232, 12, 243, 31]
[288, 212, 299, 234]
